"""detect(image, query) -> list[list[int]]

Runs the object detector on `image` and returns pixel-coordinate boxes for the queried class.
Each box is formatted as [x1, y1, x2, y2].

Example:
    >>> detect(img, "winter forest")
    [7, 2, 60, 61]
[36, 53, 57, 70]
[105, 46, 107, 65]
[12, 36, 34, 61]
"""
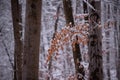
[0, 0, 120, 80]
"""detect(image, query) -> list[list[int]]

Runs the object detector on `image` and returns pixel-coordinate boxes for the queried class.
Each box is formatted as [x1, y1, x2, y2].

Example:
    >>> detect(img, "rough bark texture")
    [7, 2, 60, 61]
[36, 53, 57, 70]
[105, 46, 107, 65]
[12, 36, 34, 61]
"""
[72, 36, 85, 80]
[88, 22, 103, 80]
[63, 0, 74, 25]
[88, 0, 103, 80]
[11, 0, 22, 80]
[72, 37, 82, 72]
[22, 0, 42, 80]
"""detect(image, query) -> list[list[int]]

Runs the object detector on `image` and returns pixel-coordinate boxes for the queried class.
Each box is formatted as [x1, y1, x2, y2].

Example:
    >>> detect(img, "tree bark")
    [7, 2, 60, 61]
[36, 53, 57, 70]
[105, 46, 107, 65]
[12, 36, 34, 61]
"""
[117, 33, 120, 80]
[107, 52, 111, 80]
[88, 0, 103, 80]
[72, 36, 85, 80]
[11, 0, 23, 80]
[22, 0, 42, 80]
[117, 35, 120, 79]
[63, 0, 74, 25]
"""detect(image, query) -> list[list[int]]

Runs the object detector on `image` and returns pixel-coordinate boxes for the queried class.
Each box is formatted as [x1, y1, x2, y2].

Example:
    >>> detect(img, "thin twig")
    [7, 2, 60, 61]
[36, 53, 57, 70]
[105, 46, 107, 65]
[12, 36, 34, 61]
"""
[83, 0, 96, 11]
[2, 40, 14, 69]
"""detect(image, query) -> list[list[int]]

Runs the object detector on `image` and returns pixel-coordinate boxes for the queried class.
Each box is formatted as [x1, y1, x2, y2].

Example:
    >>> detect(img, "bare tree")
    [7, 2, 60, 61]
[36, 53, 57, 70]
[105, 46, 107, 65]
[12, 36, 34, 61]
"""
[11, 0, 22, 80]
[88, 0, 103, 80]
[63, 0, 74, 25]
[117, 30, 120, 80]
[22, 0, 42, 80]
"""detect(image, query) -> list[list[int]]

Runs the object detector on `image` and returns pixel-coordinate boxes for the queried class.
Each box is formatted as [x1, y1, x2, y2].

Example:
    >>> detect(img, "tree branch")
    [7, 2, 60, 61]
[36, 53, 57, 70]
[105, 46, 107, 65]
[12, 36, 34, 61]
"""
[2, 40, 14, 69]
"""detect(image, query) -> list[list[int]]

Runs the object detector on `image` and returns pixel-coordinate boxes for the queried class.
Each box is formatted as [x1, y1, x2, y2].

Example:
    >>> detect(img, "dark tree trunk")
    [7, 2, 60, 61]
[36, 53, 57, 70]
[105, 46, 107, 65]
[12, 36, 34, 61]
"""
[117, 23, 120, 80]
[72, 36, 85, 80]
[117, 41, 120, 80]
[88, 0, 103, 80]
[22, 0, 42, 80]
[107, 52, 111, 80]
[63, 0, 74, 25]
[11, 0, 23, 80]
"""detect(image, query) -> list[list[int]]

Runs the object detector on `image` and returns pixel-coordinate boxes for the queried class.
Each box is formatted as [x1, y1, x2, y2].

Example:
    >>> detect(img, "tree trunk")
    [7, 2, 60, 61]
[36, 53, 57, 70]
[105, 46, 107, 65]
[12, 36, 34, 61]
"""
[88, 0, 103, 80]
[11, 0, 22, 80]
[63, 0, 74, 25]
[22, 0, 42, 80]
[72, 36, 85, 80]
[117, 34, 120, 79]
[116, 4, 120, 80]
[63, 0, 84, 79]
[117, 33, 120, 80]
[107, 52, 111, 80]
